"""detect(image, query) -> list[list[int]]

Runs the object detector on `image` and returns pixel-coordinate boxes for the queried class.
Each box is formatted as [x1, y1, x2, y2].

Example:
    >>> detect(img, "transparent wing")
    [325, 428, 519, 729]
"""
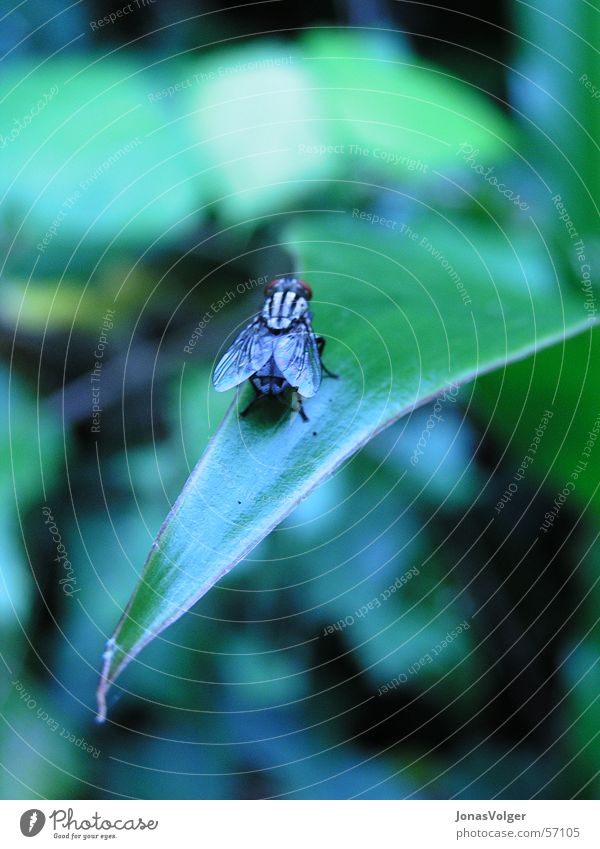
[273, 322, 322, 398]
[212, 318, 274, 391]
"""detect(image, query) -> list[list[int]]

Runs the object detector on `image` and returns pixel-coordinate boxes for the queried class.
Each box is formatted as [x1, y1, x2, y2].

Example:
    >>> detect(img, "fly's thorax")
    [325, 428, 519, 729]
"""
[262, 289, 309, 330]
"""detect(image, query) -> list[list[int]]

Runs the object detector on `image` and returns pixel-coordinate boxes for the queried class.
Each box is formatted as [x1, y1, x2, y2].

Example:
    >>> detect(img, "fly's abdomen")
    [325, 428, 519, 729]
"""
[250, 357, 290, 396]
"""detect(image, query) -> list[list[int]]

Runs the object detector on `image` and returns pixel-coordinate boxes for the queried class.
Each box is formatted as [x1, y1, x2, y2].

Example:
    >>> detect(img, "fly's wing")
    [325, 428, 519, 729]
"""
[212, 318, 274, 391]
[273, 321, 322, 398]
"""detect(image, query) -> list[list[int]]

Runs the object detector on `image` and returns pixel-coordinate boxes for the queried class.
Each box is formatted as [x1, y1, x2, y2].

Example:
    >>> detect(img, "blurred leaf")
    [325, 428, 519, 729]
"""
[220, 632, 310, 709]
[0, 365, 63, 642]
[560, 638, 600, 799]
[0, 512, 31, 633]
[0, 693, 84, 799]
[187, 41, 332, 222]
[348, 578, 478, 704]
[1, 364, 62, 506]
[0, 57, 201, 248]
[473, 327, 600, 517]
[365, 399, 485, 509]
[514, 0, 600, 232]
[224, 709, 419, 799]
[302, 31, 513, 177]
[2, 278, 110, 333]
[97, 212, 595, 718]
[187, 32, 513, 223]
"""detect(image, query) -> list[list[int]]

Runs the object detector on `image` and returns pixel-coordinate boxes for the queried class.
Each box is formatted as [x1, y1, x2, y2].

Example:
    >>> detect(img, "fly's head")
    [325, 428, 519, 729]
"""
[262, 276, 313, 331]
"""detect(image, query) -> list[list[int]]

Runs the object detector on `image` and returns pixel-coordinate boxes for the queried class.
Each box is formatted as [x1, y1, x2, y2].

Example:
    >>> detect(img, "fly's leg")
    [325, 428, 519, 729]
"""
[321, 362, 339, 379]
[316, 337, 339, 379]
[297, 401, 309, 423]
[290, 391, 309, 422]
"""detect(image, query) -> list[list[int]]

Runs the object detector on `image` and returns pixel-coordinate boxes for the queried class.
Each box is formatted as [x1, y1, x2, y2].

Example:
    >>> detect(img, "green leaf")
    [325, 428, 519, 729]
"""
[186, 41, 332, 222]
[0, 58, 201, 248]
[185, 31, 512, 222]
[301, 30, 513, 177]
[514, 0, 600, 231]
[97, 213, 596, 719]
[3, 278, 109, 333]
[473, 326, 600, 517]
[0, 365, 63, 632]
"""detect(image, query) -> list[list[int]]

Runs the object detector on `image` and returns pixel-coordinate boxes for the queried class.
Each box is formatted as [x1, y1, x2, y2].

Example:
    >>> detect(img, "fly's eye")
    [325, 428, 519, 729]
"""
[297, 280, 313, 299]
[264, 279, 279, 294]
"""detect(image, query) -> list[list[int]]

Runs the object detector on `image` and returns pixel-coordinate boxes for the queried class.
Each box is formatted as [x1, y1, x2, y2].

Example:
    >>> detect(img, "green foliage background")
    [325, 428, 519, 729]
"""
[1, 0, 599, 799]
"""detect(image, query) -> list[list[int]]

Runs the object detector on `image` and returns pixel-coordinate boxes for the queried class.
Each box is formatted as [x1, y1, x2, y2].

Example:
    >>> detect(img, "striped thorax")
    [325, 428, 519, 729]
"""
[262, 277, 311, 331]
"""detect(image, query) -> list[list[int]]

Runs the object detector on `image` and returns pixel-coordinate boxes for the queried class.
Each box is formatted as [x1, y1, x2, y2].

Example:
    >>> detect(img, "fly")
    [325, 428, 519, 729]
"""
[212, 276, 337, 421]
